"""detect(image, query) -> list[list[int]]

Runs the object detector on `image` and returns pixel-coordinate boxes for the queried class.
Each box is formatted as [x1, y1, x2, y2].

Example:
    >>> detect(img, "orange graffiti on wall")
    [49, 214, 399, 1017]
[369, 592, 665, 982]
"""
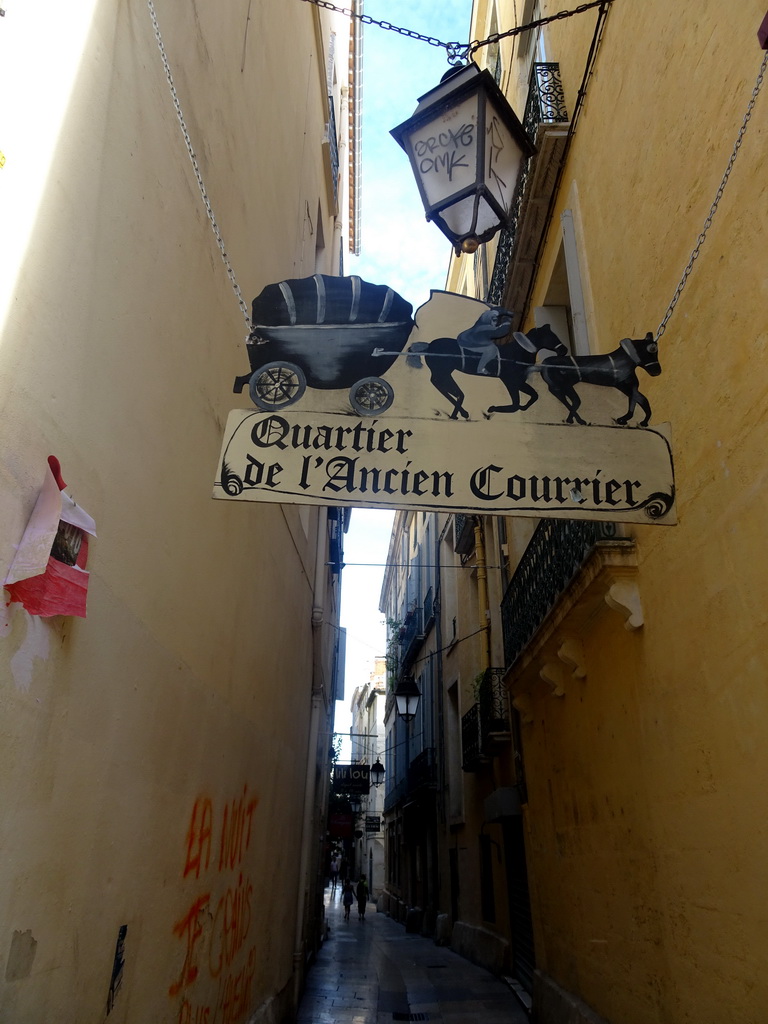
[184, 798, 213, 880]
[170, 785, 260, 1024]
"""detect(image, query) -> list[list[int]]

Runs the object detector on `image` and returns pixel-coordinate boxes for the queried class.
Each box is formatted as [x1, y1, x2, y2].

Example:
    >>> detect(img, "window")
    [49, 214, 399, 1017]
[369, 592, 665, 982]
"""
[487, 5, 502, 84]
[534, 207, 591, 356]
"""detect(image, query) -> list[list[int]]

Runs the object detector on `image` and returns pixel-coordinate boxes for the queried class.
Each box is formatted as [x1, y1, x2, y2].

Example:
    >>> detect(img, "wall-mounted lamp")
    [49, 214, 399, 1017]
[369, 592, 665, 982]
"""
[391, 62, 535, 255]
[394, 675, 421, 722]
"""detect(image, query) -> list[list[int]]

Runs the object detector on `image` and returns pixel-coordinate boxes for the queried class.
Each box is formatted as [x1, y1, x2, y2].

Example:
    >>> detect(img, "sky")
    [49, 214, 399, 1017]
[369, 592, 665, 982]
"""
[336, 0, 473, 753]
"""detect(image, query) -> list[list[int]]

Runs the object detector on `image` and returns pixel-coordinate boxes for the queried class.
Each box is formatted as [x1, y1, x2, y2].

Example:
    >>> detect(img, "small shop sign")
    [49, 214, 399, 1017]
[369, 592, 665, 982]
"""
[333, 764, 371, 794]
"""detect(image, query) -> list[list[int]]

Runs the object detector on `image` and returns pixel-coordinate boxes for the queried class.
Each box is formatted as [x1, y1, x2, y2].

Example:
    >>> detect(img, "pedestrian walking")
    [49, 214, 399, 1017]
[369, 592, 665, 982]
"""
[356, 875, 368, 920]
[342, 881, 354, 921]
[329, 853, 340, 891]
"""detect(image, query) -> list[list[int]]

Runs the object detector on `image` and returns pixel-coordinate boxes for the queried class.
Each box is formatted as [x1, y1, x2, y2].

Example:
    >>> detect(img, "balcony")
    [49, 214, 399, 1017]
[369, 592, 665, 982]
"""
[423, 586, 435, 633]
[399, 606, 424, 671]
[500, 520, 633, 669]
[383, 747, 438, 813]
[461, 668, 510, 772]
[409, 746, 437, 791]
[454, 513, 476, 555]
[487, 62, 570, 320]
[322, 94, 340, 210]
[383, 775, 409, 814]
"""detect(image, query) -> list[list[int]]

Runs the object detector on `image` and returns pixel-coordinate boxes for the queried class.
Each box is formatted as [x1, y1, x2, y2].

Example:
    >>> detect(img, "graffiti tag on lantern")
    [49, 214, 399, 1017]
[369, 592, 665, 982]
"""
[414, 122, 475, 180]
[170, 785, 260, 1024]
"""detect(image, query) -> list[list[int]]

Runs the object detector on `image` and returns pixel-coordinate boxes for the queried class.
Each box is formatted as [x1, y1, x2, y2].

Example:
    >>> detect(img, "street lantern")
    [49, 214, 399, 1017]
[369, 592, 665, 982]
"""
[391, 62, 535, 255]
[394, 675, 421, 722]
[349, 795, 362, 814]
[370, 758, 385, 787]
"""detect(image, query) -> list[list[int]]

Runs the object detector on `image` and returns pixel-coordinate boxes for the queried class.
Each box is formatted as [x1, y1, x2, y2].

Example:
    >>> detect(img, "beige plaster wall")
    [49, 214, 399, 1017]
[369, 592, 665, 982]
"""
[505, 1, 768, 1021]
[0, 0, 347, 1020]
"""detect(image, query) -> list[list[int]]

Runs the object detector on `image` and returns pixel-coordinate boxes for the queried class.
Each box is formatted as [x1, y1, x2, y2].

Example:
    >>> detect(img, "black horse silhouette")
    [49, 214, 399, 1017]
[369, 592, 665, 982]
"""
[530, 332, 661, 426]
[406, 308, 568, 420]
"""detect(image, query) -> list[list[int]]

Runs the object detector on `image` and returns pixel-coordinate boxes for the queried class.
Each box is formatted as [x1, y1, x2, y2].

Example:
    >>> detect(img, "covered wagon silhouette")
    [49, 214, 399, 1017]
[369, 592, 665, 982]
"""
[233, 274, 414, 416]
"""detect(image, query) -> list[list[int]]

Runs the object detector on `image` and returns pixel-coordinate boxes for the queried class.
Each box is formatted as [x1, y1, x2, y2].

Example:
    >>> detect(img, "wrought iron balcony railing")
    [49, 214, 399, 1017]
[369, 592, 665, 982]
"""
[409, 746, 437, 790]
[399, 605, 424, 670]
[383, 747, 438, 812]
[383, 774, 409, 814]
[500, 520, 631, 668]
[487, 62, 569, 309]
[454, 513, 475, 555]
[462, 702, 484, 771]
[423, 586, 434, 632]
[324, 94, 340, 207]
[461, 668, 510, 771]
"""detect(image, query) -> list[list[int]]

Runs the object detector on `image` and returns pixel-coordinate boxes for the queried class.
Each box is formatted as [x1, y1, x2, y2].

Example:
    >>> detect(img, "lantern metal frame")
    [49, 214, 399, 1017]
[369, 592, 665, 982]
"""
[370, 758, 386, 787]
[391, 62, 536, 254]
[394, 674, 421, 723]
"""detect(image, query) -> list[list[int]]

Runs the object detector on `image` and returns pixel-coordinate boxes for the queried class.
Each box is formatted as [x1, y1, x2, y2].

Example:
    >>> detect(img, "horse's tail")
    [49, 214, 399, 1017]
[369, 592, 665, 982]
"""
[406, 342, 429, 369]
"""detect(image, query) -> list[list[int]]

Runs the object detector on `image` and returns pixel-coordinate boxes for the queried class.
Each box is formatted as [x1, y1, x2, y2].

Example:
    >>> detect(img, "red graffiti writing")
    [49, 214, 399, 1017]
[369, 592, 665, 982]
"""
[218, 786, 259, 871]
[209, 873, 253, 978]
[219, 947, 257, 1024]
[171, 787, 259, 1016]
[176, 947, 256, 1024]
[169, 894, 211, 996]
[178, 1000, 210, 1024]
[184, 798, 213, 880]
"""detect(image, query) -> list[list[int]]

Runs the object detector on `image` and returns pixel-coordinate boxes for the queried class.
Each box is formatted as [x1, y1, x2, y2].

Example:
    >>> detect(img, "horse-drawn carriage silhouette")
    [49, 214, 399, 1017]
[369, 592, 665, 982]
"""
[234, 274, 660, 426]
[233, 275, 414, 416]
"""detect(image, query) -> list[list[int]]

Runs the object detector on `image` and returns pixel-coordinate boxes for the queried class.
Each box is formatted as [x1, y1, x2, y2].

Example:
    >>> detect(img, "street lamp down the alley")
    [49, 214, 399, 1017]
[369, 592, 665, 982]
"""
[391, 61, 535, 255]
[394, 675, 421, 723]
[370, 758, 385, 787]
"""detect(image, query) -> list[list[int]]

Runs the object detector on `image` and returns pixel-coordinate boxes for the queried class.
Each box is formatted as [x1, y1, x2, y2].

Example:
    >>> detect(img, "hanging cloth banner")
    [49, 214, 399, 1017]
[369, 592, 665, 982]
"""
[214, 277, 675, 525]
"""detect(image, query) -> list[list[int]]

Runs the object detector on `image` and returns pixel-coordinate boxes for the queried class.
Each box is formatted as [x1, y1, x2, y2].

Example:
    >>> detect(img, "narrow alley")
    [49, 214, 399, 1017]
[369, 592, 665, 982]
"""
[297, 887, 529, 1024]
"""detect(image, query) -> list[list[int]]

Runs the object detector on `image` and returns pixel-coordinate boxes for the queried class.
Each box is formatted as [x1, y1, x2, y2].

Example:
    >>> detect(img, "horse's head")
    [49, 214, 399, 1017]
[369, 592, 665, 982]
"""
[620, 333, 661, 376]
[516, 323, 569, 358]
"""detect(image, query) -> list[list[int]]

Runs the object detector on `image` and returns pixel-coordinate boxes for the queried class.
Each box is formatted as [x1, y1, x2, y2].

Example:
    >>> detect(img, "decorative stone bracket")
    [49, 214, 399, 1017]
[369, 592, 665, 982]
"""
[605, 577, 644, 630]
[506, 541, 643, 722]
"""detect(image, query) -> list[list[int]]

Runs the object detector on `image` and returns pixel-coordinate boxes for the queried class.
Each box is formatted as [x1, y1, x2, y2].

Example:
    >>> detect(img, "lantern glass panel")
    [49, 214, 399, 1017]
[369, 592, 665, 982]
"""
[440, 193, 498, 239]
[405, 93, 480, 208]
[482, 94, 527, 213]
[395, 692, 420, 720]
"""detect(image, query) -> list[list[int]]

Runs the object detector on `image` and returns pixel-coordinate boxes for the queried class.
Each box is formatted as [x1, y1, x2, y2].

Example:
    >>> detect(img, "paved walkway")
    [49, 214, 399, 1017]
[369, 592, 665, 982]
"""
[296, 886, 529, 1024]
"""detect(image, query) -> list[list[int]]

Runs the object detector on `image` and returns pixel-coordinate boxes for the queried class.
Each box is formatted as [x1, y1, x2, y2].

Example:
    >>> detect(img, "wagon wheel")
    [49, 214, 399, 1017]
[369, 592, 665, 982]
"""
[249, 362, 307, 411]
[350, 377, 394, 416]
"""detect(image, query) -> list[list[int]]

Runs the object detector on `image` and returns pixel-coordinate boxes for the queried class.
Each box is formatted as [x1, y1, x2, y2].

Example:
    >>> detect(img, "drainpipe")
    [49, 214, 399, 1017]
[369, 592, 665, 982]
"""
[473, 518, 491, 673]
[293, 507, 329, 1005]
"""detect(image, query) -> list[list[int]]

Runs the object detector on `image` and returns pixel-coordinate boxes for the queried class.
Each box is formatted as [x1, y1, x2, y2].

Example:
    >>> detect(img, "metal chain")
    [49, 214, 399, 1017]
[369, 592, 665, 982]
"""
[656, 49, 768, 341]
[466, 0, 612, 59]
[298, 0, 613, 65]
[298, 0, 463, 61]
[147, 0, 252, 332]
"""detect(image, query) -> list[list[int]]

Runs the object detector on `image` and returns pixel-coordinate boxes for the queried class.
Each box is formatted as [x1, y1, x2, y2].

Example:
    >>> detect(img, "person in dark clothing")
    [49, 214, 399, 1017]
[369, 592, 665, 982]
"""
[342, 881, 354, 921]
[356, 875, 368, 920]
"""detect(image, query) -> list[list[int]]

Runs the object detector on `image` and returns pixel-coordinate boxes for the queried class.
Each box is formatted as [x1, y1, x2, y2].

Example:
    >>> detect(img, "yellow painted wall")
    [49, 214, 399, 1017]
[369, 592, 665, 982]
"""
[0, 0, 348, 1020]
[496, 1, 768, 1021]
[442, 0, 768, 1019]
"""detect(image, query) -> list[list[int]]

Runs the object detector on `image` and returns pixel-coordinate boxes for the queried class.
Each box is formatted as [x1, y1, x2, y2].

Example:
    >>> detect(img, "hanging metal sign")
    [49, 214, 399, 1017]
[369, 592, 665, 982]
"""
[332, 763, 371, 794]
[214, 275, 675, 524]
